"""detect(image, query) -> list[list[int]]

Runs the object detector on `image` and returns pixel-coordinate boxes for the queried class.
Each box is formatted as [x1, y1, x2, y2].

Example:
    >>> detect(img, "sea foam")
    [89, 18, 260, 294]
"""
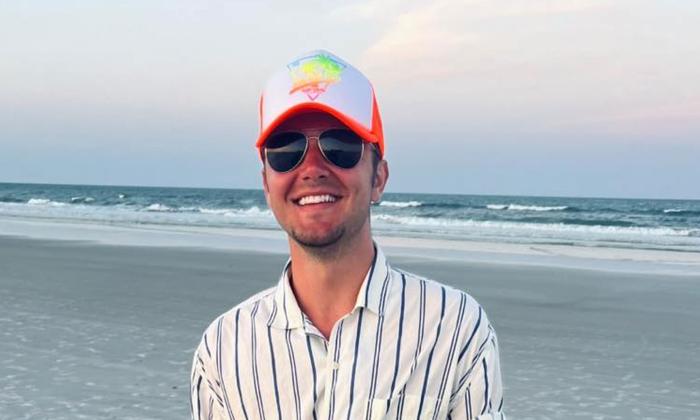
[27, 198, 67, 207]
[372, 214, 697, 238]
[378, 200, 422, 208]
[487, 204, 569, 212]
[198, 206, 273, 218]
[71, 196, 95, 203]
[145, 203, 173, 212]
[662, 208, 700, 216]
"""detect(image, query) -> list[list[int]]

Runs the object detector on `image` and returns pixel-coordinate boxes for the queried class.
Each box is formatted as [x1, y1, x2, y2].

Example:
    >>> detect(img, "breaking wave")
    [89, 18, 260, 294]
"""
[378, 200, 422, 208]
[145, 203, 174, 212]
[372, 214, 698, 238]
[27, 198, 67, 207]
[487, 204, 569, 212]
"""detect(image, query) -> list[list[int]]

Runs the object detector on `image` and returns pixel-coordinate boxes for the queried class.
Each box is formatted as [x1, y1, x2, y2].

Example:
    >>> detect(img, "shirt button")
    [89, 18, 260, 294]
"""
[332, 362, 339, 370]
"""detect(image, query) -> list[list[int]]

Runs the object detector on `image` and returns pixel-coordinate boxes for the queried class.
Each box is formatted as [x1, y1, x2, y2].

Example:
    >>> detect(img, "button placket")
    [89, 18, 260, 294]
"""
[321, 318, 346, 420]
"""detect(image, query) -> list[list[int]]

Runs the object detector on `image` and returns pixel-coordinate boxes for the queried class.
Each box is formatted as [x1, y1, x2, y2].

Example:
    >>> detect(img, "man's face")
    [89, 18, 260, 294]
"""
[261, 112, 388, 249]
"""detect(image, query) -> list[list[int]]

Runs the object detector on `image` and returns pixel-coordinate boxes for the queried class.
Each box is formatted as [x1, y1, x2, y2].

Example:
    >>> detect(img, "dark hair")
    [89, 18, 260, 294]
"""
[369, 143, 381, 179]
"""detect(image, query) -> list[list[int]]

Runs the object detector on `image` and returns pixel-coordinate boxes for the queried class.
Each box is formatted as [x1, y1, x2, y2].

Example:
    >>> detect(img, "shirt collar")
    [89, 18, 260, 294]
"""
[268, 258, 305, 330]
[268, 244, 391, 330]
[354, 244, 390, 317]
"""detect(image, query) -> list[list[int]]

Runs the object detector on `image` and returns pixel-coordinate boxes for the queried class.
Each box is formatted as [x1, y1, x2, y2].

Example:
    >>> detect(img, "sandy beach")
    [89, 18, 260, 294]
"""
[1, 228, 699, 419]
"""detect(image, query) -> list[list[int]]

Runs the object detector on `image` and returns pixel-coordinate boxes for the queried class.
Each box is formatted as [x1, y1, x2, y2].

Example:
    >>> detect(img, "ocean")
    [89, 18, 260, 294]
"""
[1, 182, 699, 253]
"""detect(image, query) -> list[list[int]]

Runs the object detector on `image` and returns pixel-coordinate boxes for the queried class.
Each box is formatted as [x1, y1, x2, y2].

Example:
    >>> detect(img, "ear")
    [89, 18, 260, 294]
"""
[371, 160, 389, 203]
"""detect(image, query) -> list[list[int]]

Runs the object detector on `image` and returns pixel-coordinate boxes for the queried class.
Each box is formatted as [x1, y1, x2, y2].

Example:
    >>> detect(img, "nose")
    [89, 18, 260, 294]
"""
[298, 137, 330, 181]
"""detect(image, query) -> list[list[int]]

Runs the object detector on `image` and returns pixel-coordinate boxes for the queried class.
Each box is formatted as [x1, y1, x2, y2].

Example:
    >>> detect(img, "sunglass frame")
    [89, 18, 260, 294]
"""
[263, 129, 366, 173]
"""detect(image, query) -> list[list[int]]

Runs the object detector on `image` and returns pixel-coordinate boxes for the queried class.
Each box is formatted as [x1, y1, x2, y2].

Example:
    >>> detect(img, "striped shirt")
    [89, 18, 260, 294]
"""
[191, 246, 505, 420]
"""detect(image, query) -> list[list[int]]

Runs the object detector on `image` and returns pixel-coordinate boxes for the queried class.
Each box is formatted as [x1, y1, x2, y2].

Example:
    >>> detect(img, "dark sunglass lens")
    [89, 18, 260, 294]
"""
[319, 129, 364, 169]
[264, 132, 307, 172]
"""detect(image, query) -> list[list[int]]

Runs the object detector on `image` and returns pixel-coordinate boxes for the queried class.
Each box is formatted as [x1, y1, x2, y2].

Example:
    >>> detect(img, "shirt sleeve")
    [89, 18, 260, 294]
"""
[190, 326, 226, 420]
[447, 305, 506, 420]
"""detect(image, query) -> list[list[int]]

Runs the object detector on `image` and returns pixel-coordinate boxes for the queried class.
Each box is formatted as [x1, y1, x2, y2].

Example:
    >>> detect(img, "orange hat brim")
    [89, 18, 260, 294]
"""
[255, 102, 382, 158]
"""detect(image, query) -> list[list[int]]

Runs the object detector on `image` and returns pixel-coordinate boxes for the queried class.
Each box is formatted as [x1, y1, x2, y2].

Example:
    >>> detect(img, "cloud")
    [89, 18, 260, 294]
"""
[361, 2, 476, 80]
[472, 0, 609, 18]
[329, 0, 407, 20]
[357, 0, 611, 82]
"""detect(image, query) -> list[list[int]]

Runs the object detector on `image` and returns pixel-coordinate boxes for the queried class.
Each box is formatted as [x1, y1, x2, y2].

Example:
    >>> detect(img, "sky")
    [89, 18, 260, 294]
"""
[1, 0, 699, 199]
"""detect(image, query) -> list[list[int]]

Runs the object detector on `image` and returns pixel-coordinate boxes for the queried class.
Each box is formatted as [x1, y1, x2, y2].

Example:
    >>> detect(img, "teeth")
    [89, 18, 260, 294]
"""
[298, 194, 337, 206]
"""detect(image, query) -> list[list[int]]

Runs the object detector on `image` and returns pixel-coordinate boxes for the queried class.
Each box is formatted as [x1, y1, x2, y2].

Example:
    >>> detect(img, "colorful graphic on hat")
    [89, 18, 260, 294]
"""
[287, 53, 346, 101]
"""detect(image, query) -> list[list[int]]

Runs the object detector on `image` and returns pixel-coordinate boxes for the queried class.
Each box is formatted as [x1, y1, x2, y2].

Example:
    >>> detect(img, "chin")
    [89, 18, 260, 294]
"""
[290, 227, 345, 248]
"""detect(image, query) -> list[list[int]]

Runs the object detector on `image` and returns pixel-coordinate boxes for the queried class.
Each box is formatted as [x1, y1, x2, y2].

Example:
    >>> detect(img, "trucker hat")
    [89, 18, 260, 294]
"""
[256, 49, 384, 157]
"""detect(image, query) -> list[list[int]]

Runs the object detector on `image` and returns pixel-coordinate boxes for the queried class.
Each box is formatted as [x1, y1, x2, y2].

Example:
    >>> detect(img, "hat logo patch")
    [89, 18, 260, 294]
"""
[287, 53, 346, 101]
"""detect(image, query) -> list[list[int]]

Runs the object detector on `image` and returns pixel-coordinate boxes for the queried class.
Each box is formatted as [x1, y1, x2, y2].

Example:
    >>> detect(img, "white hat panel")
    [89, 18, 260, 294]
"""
[260, 50, 373, 132]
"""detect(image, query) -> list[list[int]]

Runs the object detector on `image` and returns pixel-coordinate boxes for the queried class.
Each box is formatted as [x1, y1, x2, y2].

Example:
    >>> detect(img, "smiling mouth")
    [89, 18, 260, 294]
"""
[295, 194, 339, 206]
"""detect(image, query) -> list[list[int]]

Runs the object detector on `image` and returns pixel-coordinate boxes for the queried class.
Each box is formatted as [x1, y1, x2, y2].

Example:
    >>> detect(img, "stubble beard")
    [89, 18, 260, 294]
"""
[289, 225, 346, 249]
[287, 206, 371, 258]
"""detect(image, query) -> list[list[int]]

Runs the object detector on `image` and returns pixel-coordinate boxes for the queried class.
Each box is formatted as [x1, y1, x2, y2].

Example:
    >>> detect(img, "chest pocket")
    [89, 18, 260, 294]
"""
[369, 394, 441, 420]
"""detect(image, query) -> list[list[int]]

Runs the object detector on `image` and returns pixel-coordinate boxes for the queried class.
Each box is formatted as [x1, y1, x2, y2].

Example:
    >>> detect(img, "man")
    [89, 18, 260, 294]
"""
[191, 50, 505, 420]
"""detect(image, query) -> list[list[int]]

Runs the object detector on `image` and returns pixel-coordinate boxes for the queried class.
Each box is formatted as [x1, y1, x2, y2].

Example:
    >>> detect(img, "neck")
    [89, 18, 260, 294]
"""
[287, 228, 375, 340]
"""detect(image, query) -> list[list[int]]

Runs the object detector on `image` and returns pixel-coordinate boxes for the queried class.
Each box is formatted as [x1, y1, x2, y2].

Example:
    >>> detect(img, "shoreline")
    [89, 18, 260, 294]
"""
[1, 216, 699, 276]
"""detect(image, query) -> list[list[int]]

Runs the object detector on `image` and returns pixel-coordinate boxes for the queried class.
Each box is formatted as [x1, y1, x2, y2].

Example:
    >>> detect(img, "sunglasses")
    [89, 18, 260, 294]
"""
[263, 129, 367, 173]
